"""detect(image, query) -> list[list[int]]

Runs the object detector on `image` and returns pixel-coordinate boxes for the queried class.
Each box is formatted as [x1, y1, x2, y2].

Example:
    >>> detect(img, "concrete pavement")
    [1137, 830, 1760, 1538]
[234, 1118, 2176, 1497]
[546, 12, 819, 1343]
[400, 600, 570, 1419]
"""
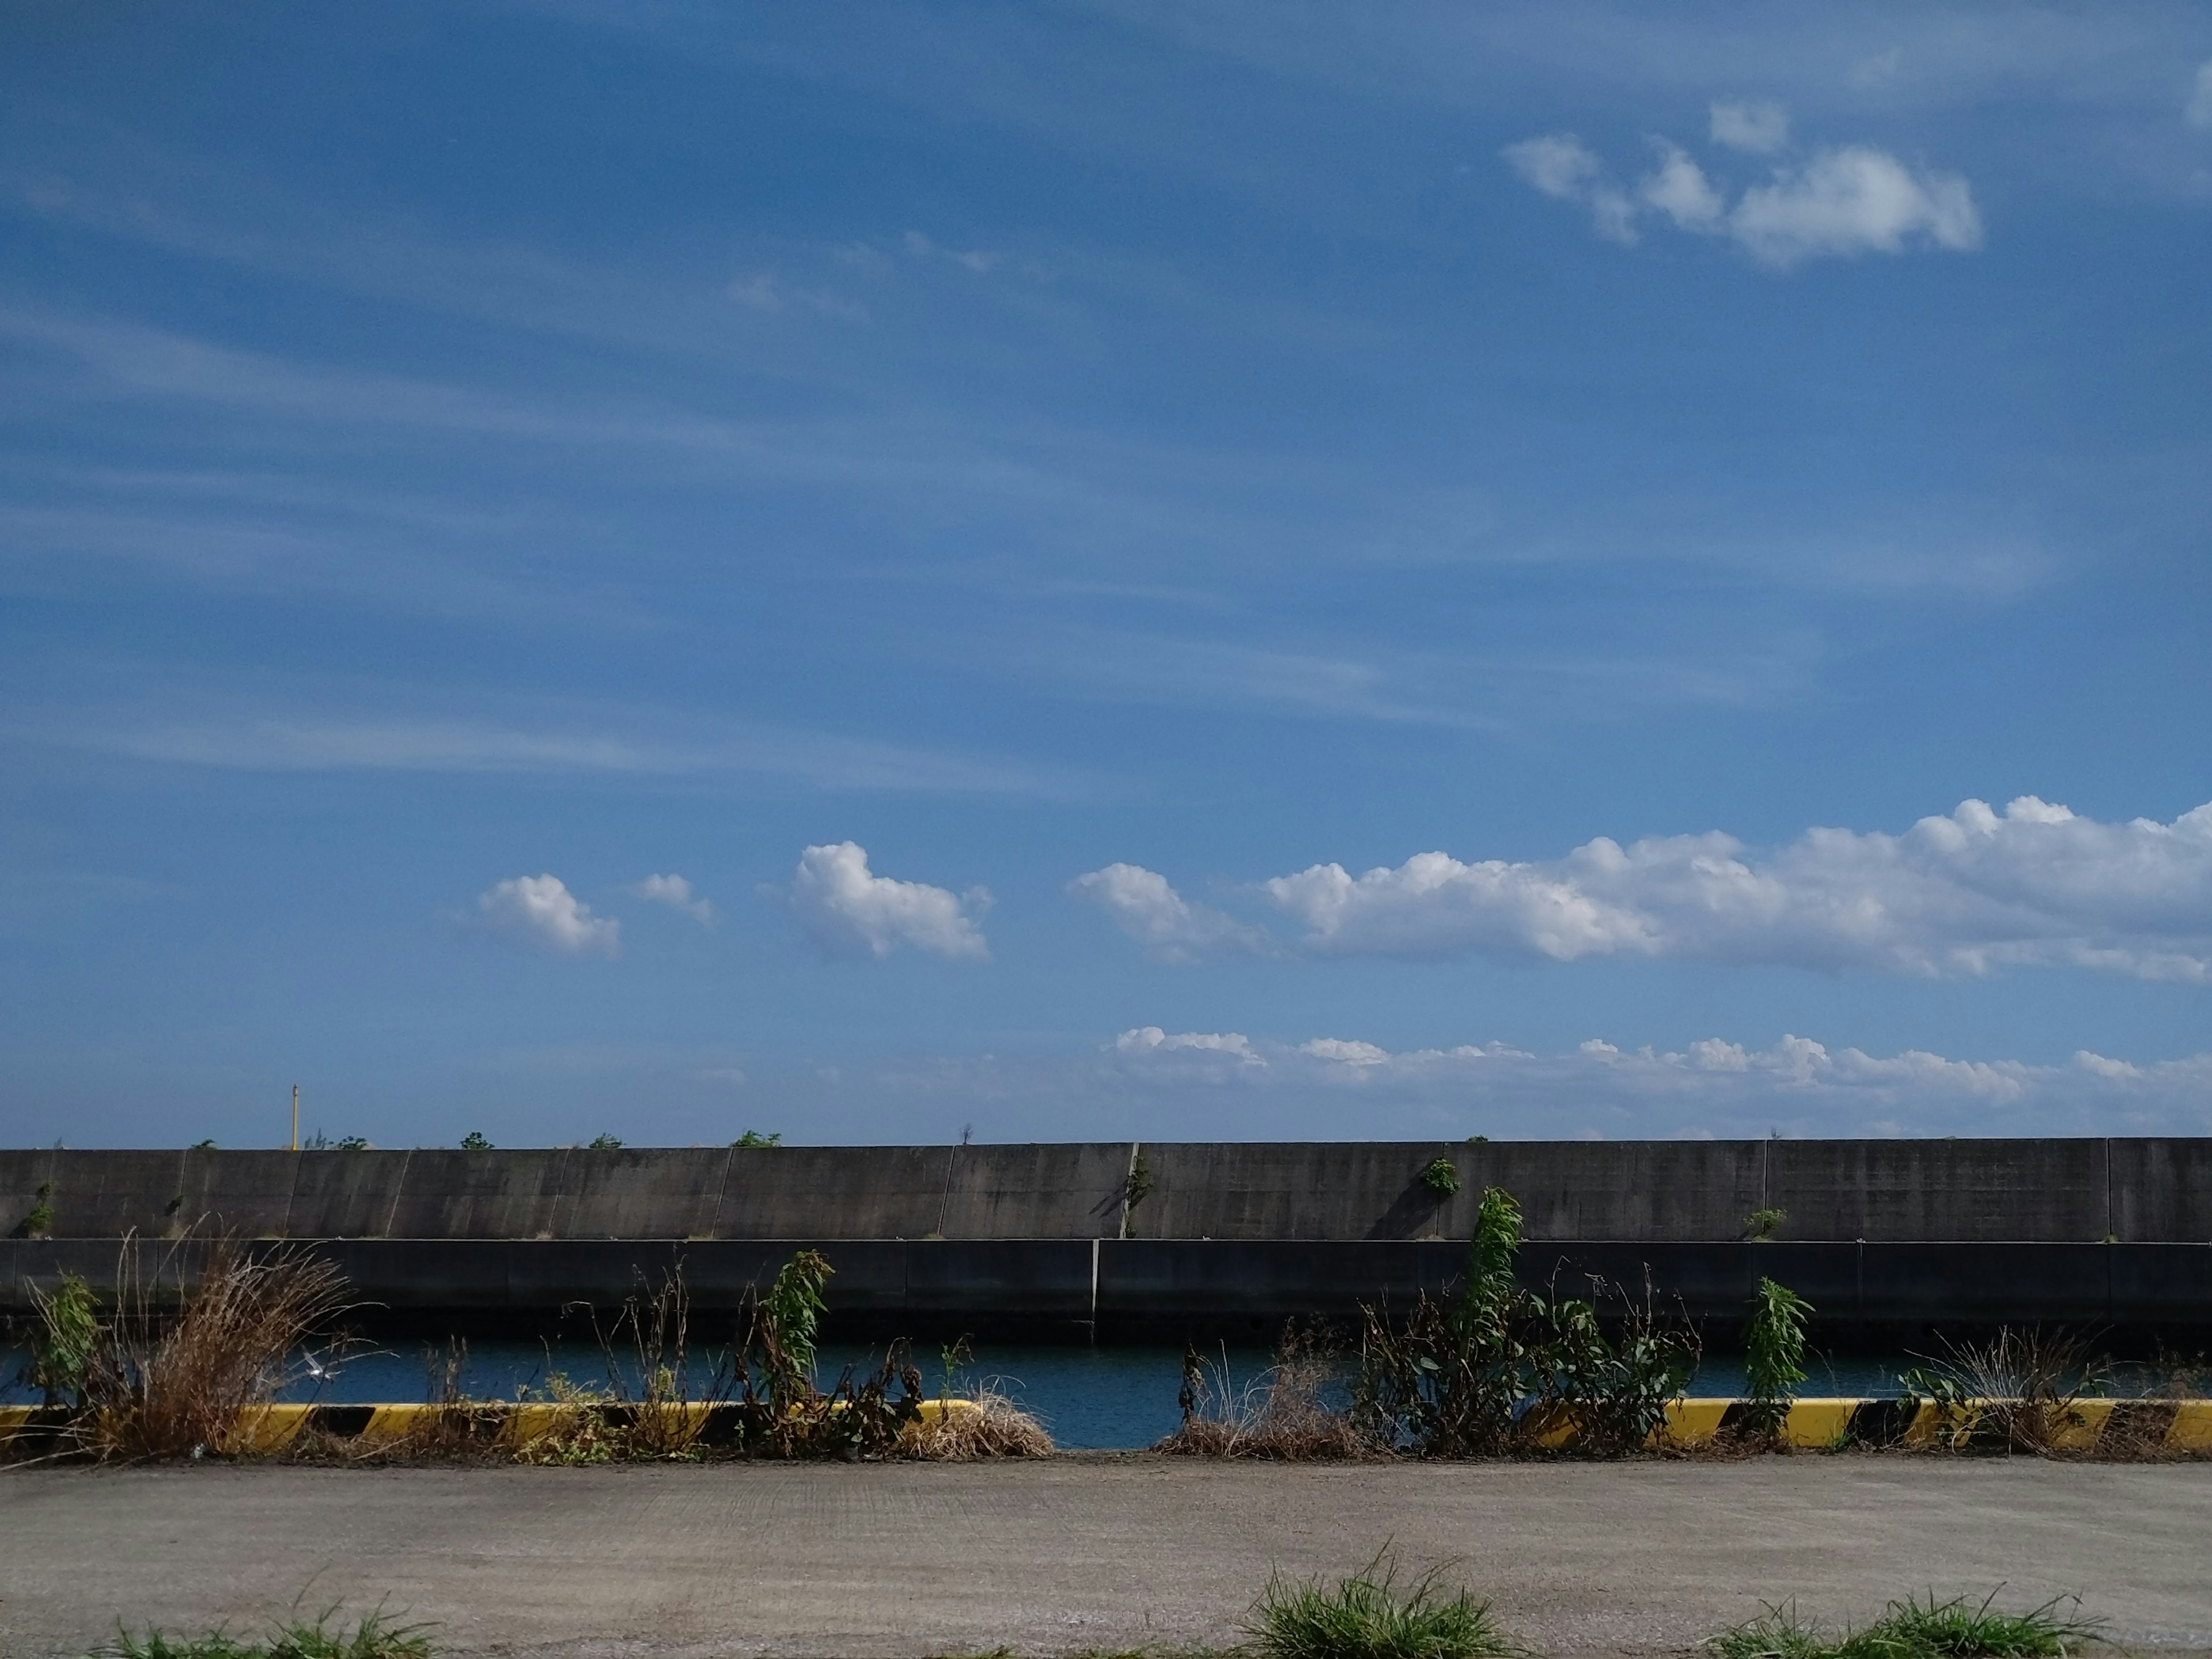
[3, 1457, 2210, 1659]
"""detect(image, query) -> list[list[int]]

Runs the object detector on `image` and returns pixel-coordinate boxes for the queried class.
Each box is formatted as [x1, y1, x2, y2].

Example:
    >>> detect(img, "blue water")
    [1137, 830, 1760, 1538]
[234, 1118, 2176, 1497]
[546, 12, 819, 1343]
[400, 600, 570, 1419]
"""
[1, 1336, 1919, 1446]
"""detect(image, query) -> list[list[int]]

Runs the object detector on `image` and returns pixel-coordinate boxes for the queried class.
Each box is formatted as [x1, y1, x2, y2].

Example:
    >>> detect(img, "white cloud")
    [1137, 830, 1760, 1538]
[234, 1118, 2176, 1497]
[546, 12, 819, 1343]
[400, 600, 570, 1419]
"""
[1710, 98, 1790, 154]
[1731, 147, 1981, 267]
[903, 230, 1000, 274]
[1506, 120, 1980, 269]
[782, 842, 990, 961]
[1091, 1028, 2212, 1137]
[1503, 134, 1639, 243]
[1639, 141, 1726, 230]
[632, 872, 714, 924]
[1300, 1037, 1393, 1067]
[2189, 61, 2212, 129]
[1256, 796, 2212, 981]
[1069, 862, 1272, 963]
[1116, 1025, 1263, 1064]
[477, 874, 621, 957]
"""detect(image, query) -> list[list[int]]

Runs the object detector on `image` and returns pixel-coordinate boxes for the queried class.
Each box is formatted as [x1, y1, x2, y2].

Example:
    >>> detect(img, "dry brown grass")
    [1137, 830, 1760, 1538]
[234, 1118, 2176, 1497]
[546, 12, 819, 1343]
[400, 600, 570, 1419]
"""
[902, 1387, 1054, 1459]
[75, 1233, 351, 1461]
[1157, 1326, 1380, 1460]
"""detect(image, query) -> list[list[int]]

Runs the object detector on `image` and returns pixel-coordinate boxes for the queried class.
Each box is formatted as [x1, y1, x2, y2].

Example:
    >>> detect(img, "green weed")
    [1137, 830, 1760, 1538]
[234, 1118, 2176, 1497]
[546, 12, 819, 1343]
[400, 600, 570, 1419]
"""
[1245, 1549, 1518, 1659]
[1710, 1592, 2100, 1659]
[1740, 1277, 1813, 1441]
[95, 1609, 431, 1659]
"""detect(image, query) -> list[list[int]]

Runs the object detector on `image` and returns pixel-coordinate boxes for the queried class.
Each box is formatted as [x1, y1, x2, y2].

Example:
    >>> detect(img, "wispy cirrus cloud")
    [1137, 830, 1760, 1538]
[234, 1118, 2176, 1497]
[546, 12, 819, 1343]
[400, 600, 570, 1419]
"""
[6, 677, 1097, 798]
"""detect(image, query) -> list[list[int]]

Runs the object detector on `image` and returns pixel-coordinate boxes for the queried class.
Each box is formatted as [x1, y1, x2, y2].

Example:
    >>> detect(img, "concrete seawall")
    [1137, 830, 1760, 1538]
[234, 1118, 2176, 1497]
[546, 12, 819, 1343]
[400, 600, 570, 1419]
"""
[5, 1139, 2209, 1334]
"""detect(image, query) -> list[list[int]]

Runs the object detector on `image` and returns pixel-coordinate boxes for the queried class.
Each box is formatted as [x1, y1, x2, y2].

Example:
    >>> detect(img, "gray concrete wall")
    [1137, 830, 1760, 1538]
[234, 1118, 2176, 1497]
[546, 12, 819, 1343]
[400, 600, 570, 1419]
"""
[5, 1236, 2210, 1332]
[6, 1139, 2210, 1245]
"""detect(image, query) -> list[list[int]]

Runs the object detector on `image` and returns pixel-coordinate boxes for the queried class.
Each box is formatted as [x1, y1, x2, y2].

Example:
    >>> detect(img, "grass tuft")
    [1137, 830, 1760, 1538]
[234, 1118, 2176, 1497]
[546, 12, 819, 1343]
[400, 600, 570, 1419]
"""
[96, 1609, 432, 1659]
[1245, 1548, 1518, 1659]
[1710, 1592, 2100, 1659]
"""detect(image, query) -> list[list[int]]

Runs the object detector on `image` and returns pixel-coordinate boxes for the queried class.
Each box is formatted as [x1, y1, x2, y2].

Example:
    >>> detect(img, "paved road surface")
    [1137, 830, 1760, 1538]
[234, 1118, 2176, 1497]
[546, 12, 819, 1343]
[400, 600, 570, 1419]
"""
[3, 1457, 2209, 1658]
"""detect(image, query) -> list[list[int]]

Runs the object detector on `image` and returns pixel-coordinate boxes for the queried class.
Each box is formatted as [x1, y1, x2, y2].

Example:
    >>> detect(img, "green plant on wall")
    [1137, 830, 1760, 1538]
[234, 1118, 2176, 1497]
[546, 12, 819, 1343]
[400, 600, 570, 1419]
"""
[1742, 1276, 1813, 1440]
[19, 1179, 55, 1240]
[1419, 1156, 1461, 1197]
[1741, 1206, 1786, 1242]
[460, 1131, 493, 1150]
[733, 1129, 782, 1148]
[588, 1132, 623, 1149]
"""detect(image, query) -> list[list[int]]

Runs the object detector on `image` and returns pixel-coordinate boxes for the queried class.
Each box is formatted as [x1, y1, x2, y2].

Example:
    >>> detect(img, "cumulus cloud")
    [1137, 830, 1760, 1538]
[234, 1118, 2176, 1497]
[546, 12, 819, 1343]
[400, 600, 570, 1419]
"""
[477, 874, 621, 957]
[1731, 147, 1980, 267]
[1640, 141, 1726, 230]
[1505, 105, 1980, 268]
[1710, 98, 1790, 154]
[1069, 862, 1273, 963]
[782, 842, 989, 961]
[1259, 796, 2212, 981]
[632, 872, 714, 924]
[2190, 61, 2212, 129]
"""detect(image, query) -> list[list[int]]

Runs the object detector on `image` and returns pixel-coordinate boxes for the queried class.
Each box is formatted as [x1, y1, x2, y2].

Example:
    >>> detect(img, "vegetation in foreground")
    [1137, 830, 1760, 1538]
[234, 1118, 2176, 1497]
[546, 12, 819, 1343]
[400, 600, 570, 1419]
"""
[1244, 1550, 1518, 1659]
[62, 1579, 2106, 1659]
[1710, 1592, 2101, 1659]
[9, 1238, 1051, 1464]
[94, 1609, 431, 1659]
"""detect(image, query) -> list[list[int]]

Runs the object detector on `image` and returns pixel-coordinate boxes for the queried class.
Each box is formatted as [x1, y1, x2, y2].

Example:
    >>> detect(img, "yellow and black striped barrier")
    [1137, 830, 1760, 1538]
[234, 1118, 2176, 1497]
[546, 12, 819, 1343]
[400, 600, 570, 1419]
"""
[1654, 1397, 2212, 1452]
[0, 1395, 982, 1457]
[3, 1396, 2207, 1457]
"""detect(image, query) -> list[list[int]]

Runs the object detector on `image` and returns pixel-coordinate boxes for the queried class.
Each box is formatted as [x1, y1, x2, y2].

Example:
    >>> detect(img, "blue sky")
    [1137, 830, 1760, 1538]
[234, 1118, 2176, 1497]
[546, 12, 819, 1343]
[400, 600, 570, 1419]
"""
[3, 2, 2210, 1148]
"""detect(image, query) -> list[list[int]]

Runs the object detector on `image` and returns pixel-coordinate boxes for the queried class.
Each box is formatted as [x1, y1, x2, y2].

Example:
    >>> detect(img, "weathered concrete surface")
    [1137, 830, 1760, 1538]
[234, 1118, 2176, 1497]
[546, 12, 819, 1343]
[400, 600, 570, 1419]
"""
[1, 1461, 2209, 1659]
[13, 1139, 2212, 1245]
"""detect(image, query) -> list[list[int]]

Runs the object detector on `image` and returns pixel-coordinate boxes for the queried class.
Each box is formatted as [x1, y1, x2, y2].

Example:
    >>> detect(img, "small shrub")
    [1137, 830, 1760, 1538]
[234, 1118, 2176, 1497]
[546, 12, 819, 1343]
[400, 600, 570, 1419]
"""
[1245, 1548, 1518, 1659]
[458, 1132, 491, 1150]
[1419, 1157, 1461, 1197]
[20, 1178, 55, 1239]
[587, 1132, 623, 1150]
[1159, 1325, 1377, 1460]
[728, 1248, 922, 1457]
[902, 1385, 1054, 1459]
[1125, 1152, 1156, 1209]
[1353, 1185, 1698, 1457]
[733, 1129, 782, 1148]
[77, 1235, 353, 1460]
[1899, 1328, 2107, 1455]
[1742, 1208, 1787, 1243]
[28, 1270, 100, 1408]
[1740, 1278, 1813, 1442]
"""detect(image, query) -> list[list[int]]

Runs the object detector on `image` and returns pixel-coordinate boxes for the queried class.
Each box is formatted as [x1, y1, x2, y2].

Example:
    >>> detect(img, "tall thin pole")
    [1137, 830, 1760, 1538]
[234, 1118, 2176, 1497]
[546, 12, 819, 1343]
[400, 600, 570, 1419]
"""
[291, 1084, 299, 1152]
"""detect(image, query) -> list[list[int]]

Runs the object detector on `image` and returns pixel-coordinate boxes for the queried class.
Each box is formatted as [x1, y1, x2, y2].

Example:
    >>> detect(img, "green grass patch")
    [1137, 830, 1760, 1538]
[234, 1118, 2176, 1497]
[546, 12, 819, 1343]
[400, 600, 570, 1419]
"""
[1245, 1550, 1518, 1659]
[1710, 1592, 2100, 1659]
[94, 1609, 432, 1659]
